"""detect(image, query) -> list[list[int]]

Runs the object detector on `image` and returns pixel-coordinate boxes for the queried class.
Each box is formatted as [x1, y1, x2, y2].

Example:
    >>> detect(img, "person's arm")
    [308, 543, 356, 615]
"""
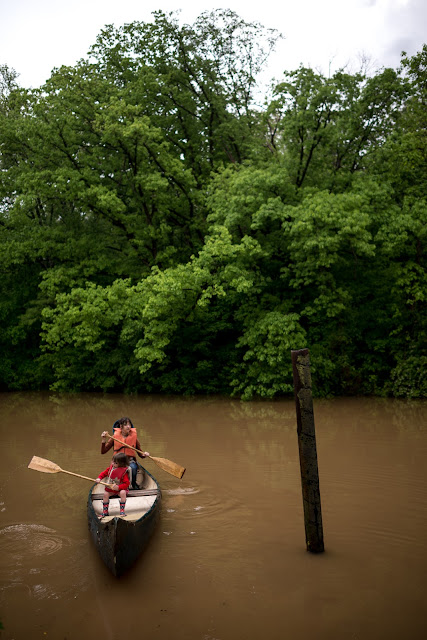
[117, 472, 130, 492]
[101, 431, 114, 454]
[97, 467, 109, 480]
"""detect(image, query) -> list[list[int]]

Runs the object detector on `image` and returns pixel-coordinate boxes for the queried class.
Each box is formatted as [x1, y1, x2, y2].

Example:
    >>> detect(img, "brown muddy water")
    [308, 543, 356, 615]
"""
[1, 393, 426, 640]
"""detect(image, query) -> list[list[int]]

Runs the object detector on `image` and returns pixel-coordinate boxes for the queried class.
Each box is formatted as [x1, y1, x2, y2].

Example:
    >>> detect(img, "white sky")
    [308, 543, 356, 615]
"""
[0, 0, 425, 89]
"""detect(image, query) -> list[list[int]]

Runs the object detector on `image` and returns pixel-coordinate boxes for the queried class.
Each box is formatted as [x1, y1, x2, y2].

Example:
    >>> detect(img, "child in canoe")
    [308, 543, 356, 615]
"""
[95, 452, 130, 519]
[101, 417, 150, 490]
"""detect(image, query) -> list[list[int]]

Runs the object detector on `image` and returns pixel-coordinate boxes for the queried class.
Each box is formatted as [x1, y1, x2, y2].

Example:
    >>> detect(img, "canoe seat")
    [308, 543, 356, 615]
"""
[92, 493, 157, 521]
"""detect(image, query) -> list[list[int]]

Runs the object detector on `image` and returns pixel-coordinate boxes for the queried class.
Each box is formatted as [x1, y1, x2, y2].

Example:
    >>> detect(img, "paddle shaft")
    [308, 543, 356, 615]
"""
[105, 432, 185, 479]
[61, 469, 112, 488]
[28, 456, 114, 488]
[61, 469, 111, 488]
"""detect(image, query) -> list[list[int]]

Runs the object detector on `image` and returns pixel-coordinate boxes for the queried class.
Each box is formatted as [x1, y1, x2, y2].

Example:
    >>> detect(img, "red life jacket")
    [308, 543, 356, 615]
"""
[105, 466, 130, 493]
[113, 427, 138, 458]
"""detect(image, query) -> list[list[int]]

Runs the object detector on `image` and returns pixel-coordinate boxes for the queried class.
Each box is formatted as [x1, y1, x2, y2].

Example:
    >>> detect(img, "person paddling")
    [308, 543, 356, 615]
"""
[101, 417, 149, 489]
[95, 452, 130, 519]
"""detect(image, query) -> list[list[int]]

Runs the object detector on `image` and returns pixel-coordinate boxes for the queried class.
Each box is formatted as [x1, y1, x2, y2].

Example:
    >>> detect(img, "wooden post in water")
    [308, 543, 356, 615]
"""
[291, 348, 324, 553]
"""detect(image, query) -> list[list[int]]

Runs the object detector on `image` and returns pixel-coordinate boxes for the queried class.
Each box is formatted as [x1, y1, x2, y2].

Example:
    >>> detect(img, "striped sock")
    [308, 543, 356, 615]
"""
[120, 502, 126, 516]
[102, 502, 109, 516]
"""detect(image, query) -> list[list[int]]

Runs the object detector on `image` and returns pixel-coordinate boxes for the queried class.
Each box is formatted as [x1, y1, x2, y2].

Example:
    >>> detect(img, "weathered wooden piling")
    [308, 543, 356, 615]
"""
[291, 348, 324, 553]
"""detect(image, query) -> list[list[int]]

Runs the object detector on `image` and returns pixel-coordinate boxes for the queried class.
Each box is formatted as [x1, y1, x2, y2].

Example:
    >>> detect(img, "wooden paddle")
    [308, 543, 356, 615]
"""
[28, 456, 114, 489]
[106, 433, 186, 479]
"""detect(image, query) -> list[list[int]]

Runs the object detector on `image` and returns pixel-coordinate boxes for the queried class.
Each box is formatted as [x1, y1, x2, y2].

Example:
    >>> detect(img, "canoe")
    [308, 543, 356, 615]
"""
[87, 464, 161, 577]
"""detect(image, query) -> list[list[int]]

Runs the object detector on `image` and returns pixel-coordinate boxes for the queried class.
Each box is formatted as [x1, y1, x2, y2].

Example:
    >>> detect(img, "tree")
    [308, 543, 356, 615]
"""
[267, 65, 405, 191]
[89, 10, 280, 177]
[1, 24, 425, 398]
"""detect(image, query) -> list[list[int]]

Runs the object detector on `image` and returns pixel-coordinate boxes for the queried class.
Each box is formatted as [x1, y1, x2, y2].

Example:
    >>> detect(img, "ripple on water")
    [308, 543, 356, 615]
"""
[163, 487, 200, 496]
[32, 583, 60, 600]
[162, 484, 246, 531]
[0, 524, 87, 600]
[0, 523, 71, 558]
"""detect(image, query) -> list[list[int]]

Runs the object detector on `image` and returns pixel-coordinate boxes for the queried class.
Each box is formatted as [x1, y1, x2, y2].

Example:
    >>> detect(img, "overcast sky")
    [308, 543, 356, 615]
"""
[0, 0, 425, 89]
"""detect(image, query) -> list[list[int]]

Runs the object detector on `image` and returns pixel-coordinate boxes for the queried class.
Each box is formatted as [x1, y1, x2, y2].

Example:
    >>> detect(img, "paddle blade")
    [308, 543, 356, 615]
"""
[28, 456, 62, 474]
[149, 456, 186, 479]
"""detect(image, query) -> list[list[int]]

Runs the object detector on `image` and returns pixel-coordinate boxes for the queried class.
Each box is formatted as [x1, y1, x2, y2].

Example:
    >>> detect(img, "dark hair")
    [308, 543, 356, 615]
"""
[113, 417, 134, 431]
[113, 452, 129, 467]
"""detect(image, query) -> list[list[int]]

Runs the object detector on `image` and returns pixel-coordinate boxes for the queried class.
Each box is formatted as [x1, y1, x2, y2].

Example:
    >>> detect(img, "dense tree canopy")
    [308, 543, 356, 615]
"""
[0, 12, 425, 398]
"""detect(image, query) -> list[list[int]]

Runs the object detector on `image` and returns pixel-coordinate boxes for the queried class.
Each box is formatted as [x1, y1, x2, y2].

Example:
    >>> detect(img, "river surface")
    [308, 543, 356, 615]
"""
[1, 393, 426, 640]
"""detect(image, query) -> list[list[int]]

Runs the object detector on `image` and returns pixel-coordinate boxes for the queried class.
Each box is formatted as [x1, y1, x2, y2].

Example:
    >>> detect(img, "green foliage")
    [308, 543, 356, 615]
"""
[268, 65, 405, 190]
[389, 355, 427, 398]
[0, 14, 425, 398]
[231, 312, 307, 399]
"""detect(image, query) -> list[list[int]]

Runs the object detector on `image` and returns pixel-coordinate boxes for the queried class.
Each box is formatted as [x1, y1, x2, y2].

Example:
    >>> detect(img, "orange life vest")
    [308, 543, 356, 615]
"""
[113, 427, 138, 458]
